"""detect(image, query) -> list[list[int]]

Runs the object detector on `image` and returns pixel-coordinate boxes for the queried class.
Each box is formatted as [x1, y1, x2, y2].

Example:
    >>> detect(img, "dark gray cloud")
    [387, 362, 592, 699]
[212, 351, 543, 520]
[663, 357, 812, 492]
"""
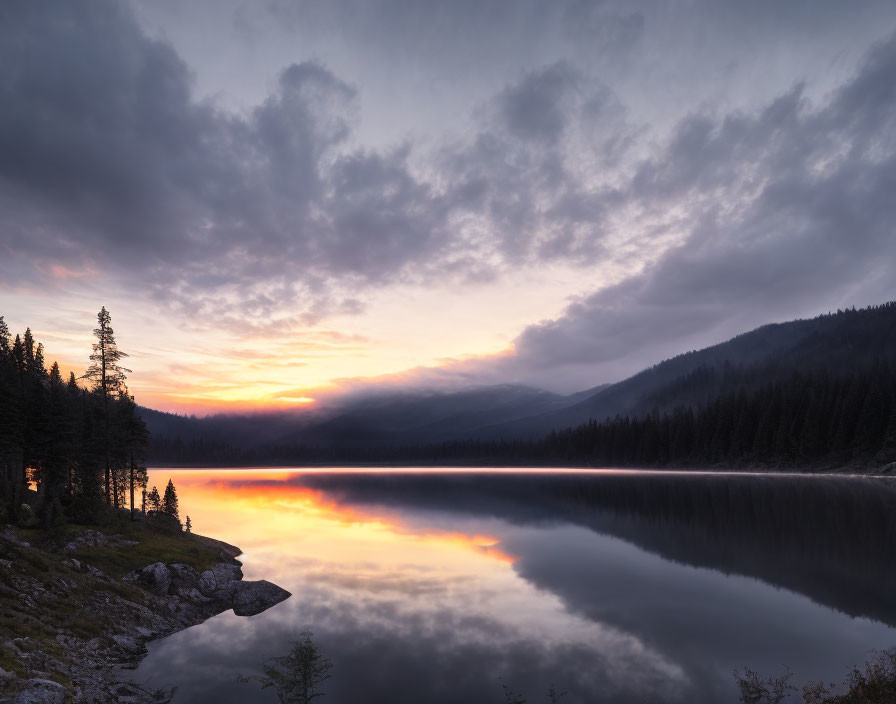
[497, 62, 582, 143]
[0, 1, 627, 321]
[503, 31, 896, 387]
[0, 4, 436, 326]
[3, 0, 896, 390]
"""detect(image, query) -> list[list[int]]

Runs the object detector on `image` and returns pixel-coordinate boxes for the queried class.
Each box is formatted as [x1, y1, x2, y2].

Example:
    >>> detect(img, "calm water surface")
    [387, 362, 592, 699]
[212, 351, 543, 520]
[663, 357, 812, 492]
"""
[129, 469, 896, 703]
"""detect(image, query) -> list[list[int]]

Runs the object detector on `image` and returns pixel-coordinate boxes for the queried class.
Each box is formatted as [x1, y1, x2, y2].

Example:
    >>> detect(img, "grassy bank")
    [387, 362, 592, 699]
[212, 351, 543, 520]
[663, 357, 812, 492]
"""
[0, 517, 238, 701]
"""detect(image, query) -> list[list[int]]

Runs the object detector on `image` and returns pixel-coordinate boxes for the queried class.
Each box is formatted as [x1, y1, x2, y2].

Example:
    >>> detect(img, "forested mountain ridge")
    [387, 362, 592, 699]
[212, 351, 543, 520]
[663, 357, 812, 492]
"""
[143, 302, 896, 468]
[140, 384, 580, 459]
[485, 301, 896, 439]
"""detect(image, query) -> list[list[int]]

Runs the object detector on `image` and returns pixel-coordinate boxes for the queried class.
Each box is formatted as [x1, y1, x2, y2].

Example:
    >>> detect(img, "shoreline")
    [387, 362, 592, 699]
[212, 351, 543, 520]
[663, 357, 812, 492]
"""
[145, 462, 896, 477]
[0, 523, 290, 703]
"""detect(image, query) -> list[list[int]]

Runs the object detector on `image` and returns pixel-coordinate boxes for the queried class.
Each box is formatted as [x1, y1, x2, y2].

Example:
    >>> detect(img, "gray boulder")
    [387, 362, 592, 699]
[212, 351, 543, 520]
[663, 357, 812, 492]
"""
[0, 529, 30, 547]
[196, 570, 216, 596]
[74, 529, 108, 547]
[15, 678, 66, 704]
[231, 580, 291, 617]
[209, 563, 242, 599]
[138, 563, 171, 595]
[168, 563, 198, 588]
[177, 587, 210, 605]
[210, 563, 242, 584]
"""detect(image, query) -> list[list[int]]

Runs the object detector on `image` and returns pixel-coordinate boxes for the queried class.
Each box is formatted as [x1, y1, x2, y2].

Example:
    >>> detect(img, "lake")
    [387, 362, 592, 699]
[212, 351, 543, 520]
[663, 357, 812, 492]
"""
[129, 469, 896, 703]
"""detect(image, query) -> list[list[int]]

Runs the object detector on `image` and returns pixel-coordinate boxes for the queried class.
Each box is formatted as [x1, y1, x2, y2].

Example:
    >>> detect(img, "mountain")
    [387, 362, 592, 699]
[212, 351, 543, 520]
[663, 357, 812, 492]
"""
[294, 385, 572, 447]
[141, 302, 896, 464]
[485, 302, 896, 439]
[140, 384, 588, 459]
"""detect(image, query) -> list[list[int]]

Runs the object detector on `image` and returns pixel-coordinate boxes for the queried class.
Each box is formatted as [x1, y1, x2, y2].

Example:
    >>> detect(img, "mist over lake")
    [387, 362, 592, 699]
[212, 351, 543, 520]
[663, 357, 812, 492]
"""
[129, 469, 896, 703]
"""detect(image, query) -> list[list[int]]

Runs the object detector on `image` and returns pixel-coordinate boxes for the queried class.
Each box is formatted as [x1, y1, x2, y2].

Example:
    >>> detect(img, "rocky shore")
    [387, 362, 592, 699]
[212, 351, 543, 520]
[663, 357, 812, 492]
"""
[0, 525, 290, 703]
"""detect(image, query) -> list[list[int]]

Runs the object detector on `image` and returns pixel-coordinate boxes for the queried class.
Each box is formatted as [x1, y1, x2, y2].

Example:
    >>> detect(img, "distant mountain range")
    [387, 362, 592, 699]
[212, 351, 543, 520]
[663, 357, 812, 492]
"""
[141, 302, 896, 465]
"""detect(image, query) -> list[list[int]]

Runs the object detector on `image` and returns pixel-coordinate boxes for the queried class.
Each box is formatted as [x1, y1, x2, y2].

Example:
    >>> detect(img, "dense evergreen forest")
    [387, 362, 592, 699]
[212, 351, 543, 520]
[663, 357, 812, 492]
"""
[0, 308, 152, 527]
[535, 363, 896, 469]
[147, 303, 896, 471]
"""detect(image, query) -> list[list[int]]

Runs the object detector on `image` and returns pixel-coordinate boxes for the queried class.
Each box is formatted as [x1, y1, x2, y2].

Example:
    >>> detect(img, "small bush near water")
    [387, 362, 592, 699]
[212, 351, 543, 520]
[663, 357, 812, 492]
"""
[736, 647, 896, 703]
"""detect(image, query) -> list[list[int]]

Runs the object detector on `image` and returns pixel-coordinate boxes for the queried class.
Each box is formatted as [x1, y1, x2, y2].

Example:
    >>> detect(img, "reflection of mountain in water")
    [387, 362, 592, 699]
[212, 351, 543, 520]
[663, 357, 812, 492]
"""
[291, 472, 896, 627]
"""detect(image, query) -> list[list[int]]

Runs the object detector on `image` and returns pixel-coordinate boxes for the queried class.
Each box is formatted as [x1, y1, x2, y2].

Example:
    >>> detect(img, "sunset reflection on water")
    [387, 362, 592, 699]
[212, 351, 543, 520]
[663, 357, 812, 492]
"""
[147, 468, 517, 582]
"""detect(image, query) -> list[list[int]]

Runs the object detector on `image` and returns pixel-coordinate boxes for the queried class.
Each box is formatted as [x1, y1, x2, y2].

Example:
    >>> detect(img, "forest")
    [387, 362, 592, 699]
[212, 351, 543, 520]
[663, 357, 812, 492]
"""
[0, 308, 155, 528]
[534, 362, 896, 469]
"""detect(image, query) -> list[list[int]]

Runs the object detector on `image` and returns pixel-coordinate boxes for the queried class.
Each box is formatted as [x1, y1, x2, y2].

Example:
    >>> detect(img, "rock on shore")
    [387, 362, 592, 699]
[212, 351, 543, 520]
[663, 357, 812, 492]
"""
[131, 560, 290, 620]
[0, 528, 291, 704]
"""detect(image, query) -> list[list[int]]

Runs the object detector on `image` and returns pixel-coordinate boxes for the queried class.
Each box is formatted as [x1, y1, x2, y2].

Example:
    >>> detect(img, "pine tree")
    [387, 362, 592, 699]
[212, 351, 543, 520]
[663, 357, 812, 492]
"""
[0, 316, 9, 356]
[66, 371, 105, 522]
[853, 365, 890, 458]
[115, 391, 148, 520]
[11, 335, 23, 371]
[147, 485, 161, 514]
[41, 361, 73, 500]
[34, 343, 46, 376]
[22, 328, 35, 371]
[875, 404, 896, 466]
[0, 320, 21, 486]
[16, 328, 48, 488]
[185, 515, 192, 534]
[82, 307, 130, 507]
[162, 479, 179, 520]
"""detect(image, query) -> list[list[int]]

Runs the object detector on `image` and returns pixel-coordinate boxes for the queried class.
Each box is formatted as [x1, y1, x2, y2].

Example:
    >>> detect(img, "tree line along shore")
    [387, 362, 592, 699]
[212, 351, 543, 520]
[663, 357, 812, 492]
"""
[0, 308, 182, 532]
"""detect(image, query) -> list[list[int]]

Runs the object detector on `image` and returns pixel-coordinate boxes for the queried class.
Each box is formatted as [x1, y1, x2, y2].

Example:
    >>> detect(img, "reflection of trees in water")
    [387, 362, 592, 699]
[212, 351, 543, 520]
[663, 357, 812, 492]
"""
[735, 646, 896, 703]
[240, 630, 333, 704]
[247, 633, 573, 704]
[293, 473, 896, 627]
[502, 681, 567, 703]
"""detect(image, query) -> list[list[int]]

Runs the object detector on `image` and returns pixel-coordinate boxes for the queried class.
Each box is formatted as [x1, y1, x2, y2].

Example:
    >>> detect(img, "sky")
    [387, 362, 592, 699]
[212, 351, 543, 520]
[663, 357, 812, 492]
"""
[2, 0, 896, 414]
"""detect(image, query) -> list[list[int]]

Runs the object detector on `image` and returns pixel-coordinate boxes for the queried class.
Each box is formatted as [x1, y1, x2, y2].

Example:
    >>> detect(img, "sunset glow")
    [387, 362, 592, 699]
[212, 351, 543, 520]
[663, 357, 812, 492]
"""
[150, 469, 518, 575]
[4, 2, 895, 414]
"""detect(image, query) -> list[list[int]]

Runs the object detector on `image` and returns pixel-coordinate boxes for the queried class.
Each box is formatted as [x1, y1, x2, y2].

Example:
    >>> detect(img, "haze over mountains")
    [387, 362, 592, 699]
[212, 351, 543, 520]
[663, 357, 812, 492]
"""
[141, 302, 896, 465]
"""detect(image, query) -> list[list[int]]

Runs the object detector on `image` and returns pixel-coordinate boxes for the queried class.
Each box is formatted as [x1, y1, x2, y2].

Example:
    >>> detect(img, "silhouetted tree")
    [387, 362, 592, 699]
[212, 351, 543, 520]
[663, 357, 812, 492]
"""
[147, 485, 161, 514]
[82, 307, 130, 506]
[0, 313, 152, 527]
[242, 631, 333, 704]
[162, 479, 179, 521]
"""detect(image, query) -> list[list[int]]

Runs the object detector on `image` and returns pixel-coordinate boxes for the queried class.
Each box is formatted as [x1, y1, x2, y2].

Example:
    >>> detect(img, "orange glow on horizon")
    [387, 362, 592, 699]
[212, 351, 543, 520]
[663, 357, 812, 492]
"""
[7, 257, 601, 416]
[138, 393, 324, 416]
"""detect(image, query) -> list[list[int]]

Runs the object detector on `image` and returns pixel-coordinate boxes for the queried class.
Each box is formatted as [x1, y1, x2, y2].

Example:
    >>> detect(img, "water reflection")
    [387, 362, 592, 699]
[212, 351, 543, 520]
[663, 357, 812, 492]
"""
[130, 469, 896, 703]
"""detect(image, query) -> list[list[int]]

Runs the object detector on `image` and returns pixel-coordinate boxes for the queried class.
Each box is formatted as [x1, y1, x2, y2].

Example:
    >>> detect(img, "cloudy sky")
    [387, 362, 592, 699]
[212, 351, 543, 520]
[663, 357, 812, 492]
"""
[2, 0, 896, 413]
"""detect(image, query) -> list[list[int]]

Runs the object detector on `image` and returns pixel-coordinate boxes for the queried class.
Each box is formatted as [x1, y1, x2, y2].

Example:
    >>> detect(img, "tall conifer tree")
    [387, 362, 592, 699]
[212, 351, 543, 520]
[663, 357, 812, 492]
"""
[0, 316, 9, 355]
[162, 479, 179, 522]
[147, 485, 161, 514]
[82, 307, 130, 507]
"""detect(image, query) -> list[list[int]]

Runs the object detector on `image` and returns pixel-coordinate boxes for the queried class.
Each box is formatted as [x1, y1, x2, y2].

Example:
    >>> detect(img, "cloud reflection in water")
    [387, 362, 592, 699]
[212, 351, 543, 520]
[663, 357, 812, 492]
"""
[130, 469, 896, 703]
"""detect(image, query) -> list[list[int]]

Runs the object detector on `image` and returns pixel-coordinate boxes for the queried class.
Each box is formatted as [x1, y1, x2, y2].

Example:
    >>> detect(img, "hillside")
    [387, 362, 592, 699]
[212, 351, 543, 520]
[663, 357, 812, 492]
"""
[141, 384, 587, 461]
[488, 303, 896, 439]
